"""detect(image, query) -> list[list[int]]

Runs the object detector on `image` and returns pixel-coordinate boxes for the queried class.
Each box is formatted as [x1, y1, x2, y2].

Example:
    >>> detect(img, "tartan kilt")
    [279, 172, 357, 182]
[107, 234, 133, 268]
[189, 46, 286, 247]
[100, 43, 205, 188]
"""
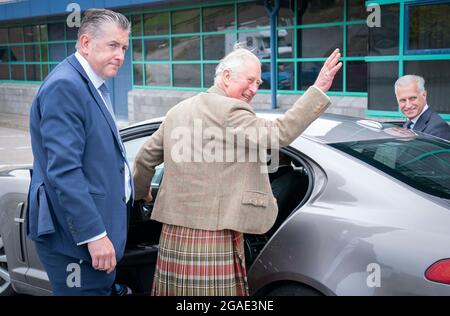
[151, 223, 249, 296]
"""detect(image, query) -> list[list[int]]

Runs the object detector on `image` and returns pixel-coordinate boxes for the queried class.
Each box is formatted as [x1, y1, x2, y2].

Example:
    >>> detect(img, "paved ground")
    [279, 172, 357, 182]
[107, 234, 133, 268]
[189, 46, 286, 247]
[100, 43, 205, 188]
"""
[0, 125, 33, 167]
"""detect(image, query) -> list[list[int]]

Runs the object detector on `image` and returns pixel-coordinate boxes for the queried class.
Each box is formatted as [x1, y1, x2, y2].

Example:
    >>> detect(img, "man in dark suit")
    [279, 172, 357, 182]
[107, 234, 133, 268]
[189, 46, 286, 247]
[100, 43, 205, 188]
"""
[395, 75, 450, 140]
[28, 9, 133, 295]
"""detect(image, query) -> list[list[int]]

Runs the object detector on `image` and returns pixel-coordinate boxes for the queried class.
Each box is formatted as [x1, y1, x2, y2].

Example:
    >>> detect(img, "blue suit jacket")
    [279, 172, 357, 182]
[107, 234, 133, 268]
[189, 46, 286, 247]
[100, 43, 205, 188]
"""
[404, 107, 450, 141]
[28, 54, 130, 262]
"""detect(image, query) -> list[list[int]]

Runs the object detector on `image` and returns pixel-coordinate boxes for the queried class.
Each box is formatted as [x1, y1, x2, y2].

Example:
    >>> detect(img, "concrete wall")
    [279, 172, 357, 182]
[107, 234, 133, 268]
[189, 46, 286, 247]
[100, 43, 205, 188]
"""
[0, 83, 39, 130]
[128, 89, 368, 124]
[0, 83, 368, 131]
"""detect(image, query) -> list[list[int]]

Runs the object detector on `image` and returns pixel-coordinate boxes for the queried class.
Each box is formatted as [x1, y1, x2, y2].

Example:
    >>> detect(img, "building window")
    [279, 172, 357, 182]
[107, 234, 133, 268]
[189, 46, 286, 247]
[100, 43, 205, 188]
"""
[368, 62, 398, 111]
[406, 1, 450, 54]
[368, 4, 399, 56]
[404, 60, 450, 114]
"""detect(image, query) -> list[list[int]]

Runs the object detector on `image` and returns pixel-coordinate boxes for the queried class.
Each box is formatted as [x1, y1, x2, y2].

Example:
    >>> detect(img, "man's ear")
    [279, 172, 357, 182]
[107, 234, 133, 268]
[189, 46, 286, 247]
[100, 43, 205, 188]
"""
[222, 69, 232, 87]
[78, 33, 91, 54]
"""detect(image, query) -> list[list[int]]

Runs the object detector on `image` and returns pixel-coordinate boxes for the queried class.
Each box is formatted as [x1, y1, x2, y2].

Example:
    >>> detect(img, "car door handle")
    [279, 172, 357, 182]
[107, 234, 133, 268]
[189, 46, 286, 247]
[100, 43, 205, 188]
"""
[13, 202, 26, 263]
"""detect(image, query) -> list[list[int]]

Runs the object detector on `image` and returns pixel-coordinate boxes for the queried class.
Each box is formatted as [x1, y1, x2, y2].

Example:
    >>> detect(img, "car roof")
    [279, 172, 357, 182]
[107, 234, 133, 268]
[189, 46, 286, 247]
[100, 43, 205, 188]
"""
[123, 112, 421, 144]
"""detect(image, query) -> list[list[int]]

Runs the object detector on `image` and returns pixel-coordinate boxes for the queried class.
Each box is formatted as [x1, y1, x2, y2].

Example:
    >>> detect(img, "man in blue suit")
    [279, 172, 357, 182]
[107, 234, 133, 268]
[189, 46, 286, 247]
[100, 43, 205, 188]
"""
[28, 9, 133, 295]
[395, 75, 450, 141]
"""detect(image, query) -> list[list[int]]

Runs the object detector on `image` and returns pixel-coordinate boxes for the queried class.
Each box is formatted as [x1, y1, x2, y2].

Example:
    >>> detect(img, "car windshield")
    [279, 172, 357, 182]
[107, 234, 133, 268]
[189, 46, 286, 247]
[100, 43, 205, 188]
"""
[330, 137, 450, 199]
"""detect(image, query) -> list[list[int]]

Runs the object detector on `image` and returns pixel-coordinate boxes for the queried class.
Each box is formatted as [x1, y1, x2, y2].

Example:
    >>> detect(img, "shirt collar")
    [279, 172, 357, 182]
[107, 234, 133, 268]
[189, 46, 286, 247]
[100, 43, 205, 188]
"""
[411, 104, 429, 124]
[75, 51, 105, 90]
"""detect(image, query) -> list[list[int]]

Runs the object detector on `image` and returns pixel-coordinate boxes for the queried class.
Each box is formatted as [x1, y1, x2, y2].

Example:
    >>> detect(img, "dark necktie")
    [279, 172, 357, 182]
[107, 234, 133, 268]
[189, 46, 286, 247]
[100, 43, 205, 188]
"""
[98, 83, 116, 120]
[405, 120, 413, 130]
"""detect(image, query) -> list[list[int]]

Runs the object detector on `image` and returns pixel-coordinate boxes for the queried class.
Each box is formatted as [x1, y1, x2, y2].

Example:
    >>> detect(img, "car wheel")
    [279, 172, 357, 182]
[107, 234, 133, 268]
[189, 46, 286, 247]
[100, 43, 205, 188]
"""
[266, 283, 322, 296]
[0, 235, 15, 296]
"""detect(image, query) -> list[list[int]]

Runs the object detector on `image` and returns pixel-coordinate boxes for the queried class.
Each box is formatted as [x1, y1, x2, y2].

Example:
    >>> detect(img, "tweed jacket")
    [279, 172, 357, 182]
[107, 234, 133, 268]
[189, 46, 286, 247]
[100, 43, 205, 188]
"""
[133, 86, 330, 234]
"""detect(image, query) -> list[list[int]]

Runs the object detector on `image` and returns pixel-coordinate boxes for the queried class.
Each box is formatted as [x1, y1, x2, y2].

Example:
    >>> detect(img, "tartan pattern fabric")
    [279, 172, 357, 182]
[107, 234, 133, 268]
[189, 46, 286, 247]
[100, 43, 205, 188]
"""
[151, 224, 249, 296]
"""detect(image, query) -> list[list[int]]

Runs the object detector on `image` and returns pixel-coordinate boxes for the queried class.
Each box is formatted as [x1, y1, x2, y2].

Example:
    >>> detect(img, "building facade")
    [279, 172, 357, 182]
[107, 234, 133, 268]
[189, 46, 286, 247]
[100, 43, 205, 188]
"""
[0, 0, 449, 126]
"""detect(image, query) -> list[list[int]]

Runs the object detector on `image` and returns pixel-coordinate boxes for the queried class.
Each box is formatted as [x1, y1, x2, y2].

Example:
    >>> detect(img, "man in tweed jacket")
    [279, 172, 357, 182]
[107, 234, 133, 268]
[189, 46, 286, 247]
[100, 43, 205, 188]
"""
[133, 46, 342, 296]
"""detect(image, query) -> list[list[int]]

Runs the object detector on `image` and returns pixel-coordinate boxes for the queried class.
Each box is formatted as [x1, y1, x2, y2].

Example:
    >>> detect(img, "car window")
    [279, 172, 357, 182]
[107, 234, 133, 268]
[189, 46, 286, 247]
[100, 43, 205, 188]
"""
[331, 138, 450, 199]
[124, 135, 164, 186]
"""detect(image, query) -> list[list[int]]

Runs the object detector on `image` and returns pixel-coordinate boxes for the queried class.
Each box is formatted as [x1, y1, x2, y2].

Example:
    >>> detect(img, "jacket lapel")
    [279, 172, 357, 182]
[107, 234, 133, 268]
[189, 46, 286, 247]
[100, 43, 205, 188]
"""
[67, 54, 124, 154]
[413, 108, 432, 132]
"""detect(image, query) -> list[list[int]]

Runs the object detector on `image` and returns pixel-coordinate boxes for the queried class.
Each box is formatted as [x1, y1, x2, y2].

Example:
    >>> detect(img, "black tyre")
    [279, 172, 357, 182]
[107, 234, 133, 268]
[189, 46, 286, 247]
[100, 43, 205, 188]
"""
[0, 235, 15, 296]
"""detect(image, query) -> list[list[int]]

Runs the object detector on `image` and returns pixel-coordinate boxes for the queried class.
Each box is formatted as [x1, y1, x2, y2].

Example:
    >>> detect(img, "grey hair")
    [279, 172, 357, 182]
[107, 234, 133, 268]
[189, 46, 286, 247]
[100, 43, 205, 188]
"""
[214, 42, 261, 86]
[75, 9, 130, 50]
[395, 75, 426, 93]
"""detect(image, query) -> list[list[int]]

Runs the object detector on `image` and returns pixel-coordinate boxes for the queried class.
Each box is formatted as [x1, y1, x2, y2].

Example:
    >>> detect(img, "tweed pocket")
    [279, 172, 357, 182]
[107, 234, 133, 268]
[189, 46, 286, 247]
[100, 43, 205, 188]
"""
[241, 191, 268, 207]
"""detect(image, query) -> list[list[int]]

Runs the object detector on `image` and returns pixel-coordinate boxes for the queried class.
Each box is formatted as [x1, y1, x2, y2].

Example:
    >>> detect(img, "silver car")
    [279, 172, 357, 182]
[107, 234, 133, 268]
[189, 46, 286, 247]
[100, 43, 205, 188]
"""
[0, 113, 449, 296]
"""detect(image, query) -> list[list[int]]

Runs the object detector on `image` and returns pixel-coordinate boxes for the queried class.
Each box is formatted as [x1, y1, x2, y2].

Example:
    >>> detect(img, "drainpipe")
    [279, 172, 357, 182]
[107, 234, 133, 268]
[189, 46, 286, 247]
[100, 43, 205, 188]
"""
[264, 0, 281, 110]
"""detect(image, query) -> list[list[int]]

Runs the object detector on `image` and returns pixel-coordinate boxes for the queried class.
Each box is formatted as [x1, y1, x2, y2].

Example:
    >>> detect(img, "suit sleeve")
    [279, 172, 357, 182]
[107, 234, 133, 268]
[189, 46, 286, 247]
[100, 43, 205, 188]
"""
[133, 121, 165, 200]
[39, 79, 106, 244]
[226, 86, 331, 147]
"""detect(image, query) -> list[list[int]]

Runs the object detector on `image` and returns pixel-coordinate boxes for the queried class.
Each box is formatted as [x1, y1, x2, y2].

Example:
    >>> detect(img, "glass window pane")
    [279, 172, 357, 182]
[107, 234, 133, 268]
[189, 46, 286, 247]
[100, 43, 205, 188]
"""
[299, 61, 342, 91]
[368, 62, 398, 111]
[405, 60, 450, 114]
[146, 64, 170, 86]
[132, 15, 142, 37]
[9, 27, 23, 43]
[41, 44, 48, 62]
[348, 0, 367, 21]
[260, 63, 271, 89]
[172, 9, 199, 34]
[11, 64, 24, 80]
[203, 5, 234, 32]
[238, 3, 269, 29]
[298, 0, 343, 24]
[39, 25, 48, 42]
[369, 5, 399, 56]
[346, 61, 367, 92]
[10, 46, 24, 61]
[347, 24, 368, 56]
[23, 25, 39, 42]
[172, 36, 200, 61]
[132, 39, 142, 61]
[24, 44, 40, 62]
[42, 64, 48, 79]
[144, 38, 169, 61]
[203, 63, 218, 88]
[278, 29, 294, 58]
[0, 28, 8, 44]
[278, 62, 294, 90]
[0, 64, 9, 79]
[26, 64, 41, 81]
[66, 25, 78, 41]
[48, 43, 65, 61]
[278, 0, 295, 26]
[261, 62, 294, 90]
[173, 64, 200, 87]
[204, 34, 226, 60]
[66, 42, 76, 56]
[144, 12, 169, 36]
[238, 31, 271, 59]
[0, 46, 9, 62]
[133, 64, 143, 85]
[48, 23, 65, 41]
[298, 26, 342, 58]
[408, 3, 450, 51]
